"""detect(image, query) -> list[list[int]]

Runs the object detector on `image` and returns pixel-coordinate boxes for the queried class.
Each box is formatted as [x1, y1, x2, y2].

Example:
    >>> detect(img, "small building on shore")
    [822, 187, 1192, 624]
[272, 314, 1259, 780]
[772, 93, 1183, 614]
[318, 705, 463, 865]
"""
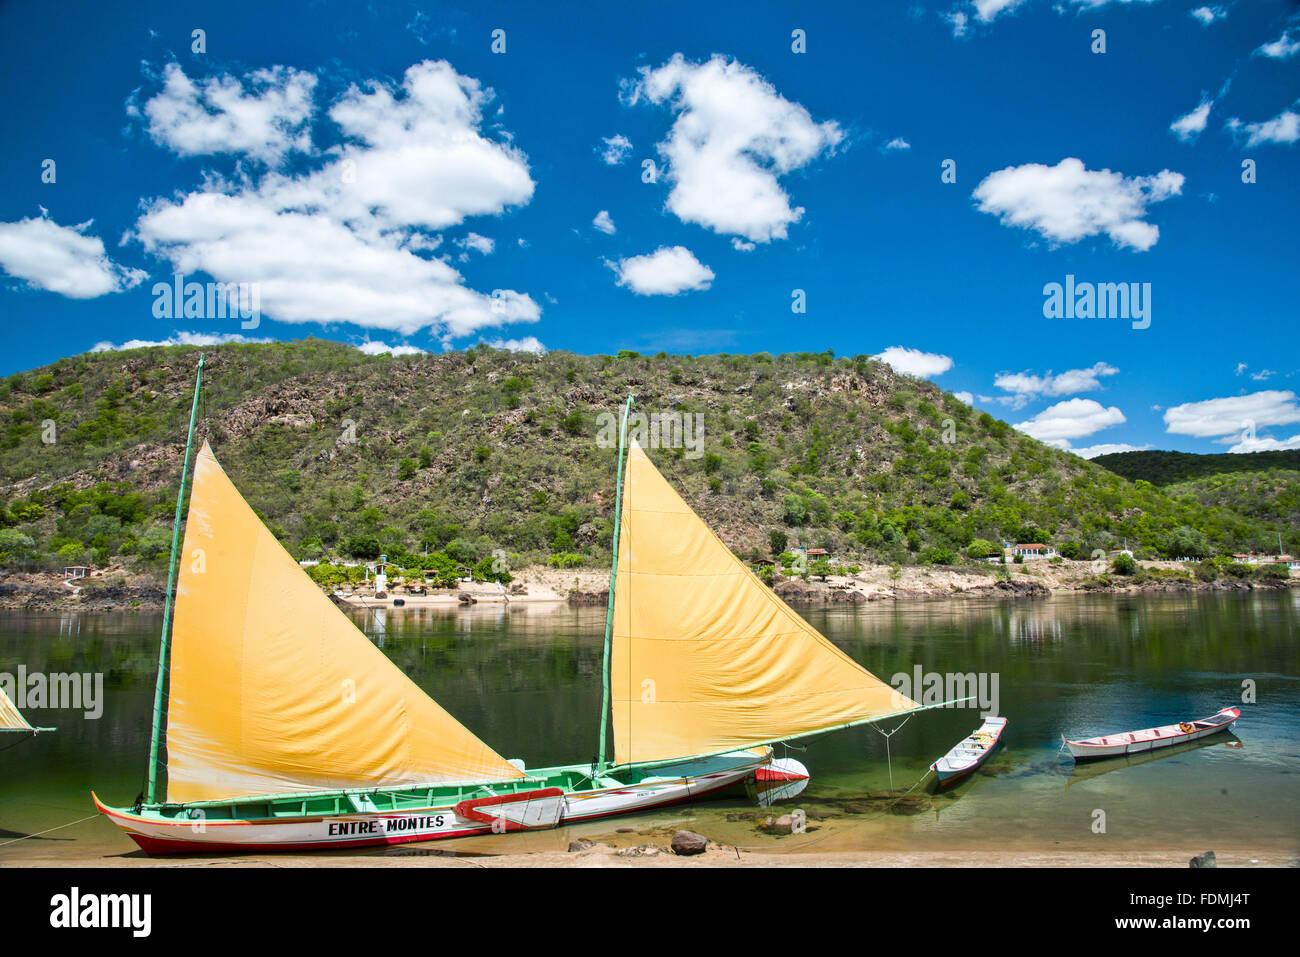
[1006, 543, 1056, 561]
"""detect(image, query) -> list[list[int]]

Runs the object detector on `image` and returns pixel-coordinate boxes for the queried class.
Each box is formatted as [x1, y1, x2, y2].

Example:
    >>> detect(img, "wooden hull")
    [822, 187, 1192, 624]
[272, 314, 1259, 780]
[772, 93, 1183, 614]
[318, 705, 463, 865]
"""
[1064, 707, 1240, 762]
[931, 716, 1007, 787]
[93, 751, 768, 855]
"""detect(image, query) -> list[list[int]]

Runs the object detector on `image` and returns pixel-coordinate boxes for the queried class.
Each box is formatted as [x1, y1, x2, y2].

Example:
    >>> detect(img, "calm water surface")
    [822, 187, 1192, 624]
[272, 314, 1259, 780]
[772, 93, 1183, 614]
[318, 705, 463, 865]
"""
[1, 592, 1296, 862]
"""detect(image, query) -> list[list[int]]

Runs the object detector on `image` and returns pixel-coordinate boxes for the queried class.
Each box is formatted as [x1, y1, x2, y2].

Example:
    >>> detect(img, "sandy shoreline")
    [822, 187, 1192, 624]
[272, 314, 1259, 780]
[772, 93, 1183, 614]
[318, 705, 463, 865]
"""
[11, 845, 1294, 869]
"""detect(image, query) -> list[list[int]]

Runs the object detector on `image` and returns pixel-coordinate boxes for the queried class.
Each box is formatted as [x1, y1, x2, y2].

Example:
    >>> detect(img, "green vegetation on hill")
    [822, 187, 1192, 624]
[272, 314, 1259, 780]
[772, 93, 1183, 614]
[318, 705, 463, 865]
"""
[0, 340, 1295, 577]
[1093, 449, 1300, 486]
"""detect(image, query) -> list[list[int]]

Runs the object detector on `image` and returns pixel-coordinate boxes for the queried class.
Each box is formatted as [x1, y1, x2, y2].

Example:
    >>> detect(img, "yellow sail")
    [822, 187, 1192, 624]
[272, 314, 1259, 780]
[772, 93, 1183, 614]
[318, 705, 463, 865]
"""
[0, 684, 34, 731]
[164, 442, 523, 803]
[611, 440, 917, 767]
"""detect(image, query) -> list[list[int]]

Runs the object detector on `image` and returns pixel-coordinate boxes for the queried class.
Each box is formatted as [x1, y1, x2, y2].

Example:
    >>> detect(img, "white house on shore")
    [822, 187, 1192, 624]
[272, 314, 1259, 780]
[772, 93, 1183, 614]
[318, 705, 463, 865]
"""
[1005, 543, 1057, 561]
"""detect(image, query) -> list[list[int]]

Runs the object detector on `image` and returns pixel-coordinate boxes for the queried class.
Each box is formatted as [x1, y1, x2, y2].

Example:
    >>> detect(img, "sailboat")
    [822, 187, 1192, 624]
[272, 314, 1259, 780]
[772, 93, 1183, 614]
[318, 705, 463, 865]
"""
[0, 684, 53, 735]
[95, 369, 935, 854]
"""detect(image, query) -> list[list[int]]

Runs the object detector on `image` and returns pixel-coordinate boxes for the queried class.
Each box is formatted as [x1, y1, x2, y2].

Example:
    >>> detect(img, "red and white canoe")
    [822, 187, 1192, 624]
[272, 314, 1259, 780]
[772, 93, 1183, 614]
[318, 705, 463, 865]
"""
[1063, 707, 1240, 762]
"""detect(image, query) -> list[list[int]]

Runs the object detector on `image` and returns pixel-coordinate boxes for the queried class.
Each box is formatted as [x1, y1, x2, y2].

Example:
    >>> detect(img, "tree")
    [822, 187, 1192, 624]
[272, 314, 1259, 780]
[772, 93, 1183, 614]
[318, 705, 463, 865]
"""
[810, 558, 832, 580]
[965, 539, 997, 559]
[1111, 552, 1137, 575]
[769, 528, 788, 556]
[342, 535, 382, 560]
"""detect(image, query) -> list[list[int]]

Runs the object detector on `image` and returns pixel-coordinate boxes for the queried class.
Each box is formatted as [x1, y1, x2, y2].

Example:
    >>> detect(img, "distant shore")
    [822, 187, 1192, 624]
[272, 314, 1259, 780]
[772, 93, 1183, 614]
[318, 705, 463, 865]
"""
[0, 559, 1291, 612]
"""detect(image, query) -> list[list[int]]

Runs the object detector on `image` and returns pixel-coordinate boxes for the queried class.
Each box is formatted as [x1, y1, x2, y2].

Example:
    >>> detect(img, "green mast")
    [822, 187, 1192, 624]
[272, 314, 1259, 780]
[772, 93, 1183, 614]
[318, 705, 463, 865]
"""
[596, 395, 633, 776]
[145, 352, 205, 805]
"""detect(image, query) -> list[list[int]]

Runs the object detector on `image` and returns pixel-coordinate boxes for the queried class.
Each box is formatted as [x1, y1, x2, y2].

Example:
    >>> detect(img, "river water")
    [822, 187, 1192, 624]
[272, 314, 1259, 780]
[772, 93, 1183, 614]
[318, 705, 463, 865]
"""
[1, 591, 1296, 863]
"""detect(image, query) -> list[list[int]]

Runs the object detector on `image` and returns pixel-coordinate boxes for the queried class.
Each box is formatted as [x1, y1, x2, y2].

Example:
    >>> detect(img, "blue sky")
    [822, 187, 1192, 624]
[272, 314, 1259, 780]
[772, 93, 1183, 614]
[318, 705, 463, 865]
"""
[1, 0, 1297, 457]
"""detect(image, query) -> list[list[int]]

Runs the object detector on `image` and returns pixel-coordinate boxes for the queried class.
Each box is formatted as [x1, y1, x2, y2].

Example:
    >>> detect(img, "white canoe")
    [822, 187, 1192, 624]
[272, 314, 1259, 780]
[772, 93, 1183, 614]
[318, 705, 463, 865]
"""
[931, 716, 1007, 785]
[1064, 707, 1240, 762]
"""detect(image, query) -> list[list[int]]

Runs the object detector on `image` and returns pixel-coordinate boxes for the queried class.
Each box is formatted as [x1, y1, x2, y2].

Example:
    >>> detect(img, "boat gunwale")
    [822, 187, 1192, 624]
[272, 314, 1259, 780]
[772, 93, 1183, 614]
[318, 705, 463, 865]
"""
[1064, 707, 1239, 750]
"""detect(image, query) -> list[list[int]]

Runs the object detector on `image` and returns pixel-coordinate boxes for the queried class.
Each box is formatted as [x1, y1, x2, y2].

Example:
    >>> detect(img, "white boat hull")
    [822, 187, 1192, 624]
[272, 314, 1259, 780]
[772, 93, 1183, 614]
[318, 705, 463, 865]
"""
[94, 755, 765, 854]
[1064, 707, 1240, 762]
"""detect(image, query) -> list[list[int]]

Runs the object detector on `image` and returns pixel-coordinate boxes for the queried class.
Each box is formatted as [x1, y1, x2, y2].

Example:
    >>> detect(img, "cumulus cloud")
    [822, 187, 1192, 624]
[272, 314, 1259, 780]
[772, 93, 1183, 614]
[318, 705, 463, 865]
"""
[875, 346, 954, 379]
[90, 331, 272, 352]
[883, 137, 911, 151]
[592, 209, 616, 234]
[456, 232, 494, 255]
[1163, 390, 1300, 440]
[609, 245, 714, 296]
[599, 134, 633, 165]
[1227, 432, 1300, 453]
[0, 215, 146, 298]
[1070, 442, 1151, 459]
[629, 54, 843, 243]
[1226, 104, 1300, 148]
[131, 60, 539, 340]
[356, 340, 426, 356]
[1190, 6, 1226, 26]
[136, 62, 316, 164]
[973, 158, 1183, 252]
[483, 336, 546, 353]
[1255, 28, 1300, 59]
[994, 361, 1118, 406]
[954, 391, 975, 405]
[1013, 398, 1126, 445]
[1170, 96, 1213, 143]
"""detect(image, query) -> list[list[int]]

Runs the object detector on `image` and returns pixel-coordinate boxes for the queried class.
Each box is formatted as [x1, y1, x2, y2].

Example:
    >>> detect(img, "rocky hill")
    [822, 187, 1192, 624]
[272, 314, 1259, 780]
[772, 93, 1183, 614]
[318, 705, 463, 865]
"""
[0, 340, 1293, 577]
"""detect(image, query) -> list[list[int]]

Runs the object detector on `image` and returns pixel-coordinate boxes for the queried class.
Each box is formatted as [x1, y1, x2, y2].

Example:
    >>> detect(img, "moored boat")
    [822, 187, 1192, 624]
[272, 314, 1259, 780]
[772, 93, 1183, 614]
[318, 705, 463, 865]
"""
[1063, 707, 1240, 762]
[95, 369, 951, 854]
[930, 716, 1007, 787]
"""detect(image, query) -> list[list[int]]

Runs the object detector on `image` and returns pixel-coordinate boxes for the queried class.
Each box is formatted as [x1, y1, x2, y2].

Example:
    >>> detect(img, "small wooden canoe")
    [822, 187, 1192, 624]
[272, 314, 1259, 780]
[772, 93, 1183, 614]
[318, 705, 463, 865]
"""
[931, 716, 1007, 786]
[1064, 707, 1240, 762]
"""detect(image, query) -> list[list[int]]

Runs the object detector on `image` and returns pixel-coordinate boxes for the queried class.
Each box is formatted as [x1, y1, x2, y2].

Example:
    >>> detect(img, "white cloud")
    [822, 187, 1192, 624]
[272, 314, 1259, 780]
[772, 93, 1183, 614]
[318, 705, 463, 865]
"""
[0, 215, 146, 298]
[994, 361, 1118, 404]
[356, 340, 426, 356]
[1190, 6, 1226, 26]
[599, 134, 633, 165]
[1170, 96, 1213, 143]
[1226, 105, 1300, 148]
[1163, 390, 1300, 438]
[484, 336, 546, 354]
[630, 54, 843, 243]
[875, 346, 954, 379]
[592, 209, 616, 234]
[954, 391, 975, 405]
[883, 137, 911, 151]
[1064, 0, 1159, 7]
[132, 60, 539, 339]
[1255, 29, 1300, 59]
[609, 245, 714, 296]
[90, 331, 272, 352]
[1070, 442, 1150, 459]
[731, 238, 756, 251]
[946, 10, 970, 37]
[456, 232, 494, 255]
[1013, 398, 1126, 444]
[1227, 432, 1300, 453]
[137, 62, 316, 164]
[973, 158, 1183, 252]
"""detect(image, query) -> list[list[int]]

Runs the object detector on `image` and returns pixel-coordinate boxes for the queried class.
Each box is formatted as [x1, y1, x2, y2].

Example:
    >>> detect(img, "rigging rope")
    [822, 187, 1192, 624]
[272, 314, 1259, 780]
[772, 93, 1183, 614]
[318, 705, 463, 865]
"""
[0, 813, 99, 848]
[871, 711, 916, 796]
